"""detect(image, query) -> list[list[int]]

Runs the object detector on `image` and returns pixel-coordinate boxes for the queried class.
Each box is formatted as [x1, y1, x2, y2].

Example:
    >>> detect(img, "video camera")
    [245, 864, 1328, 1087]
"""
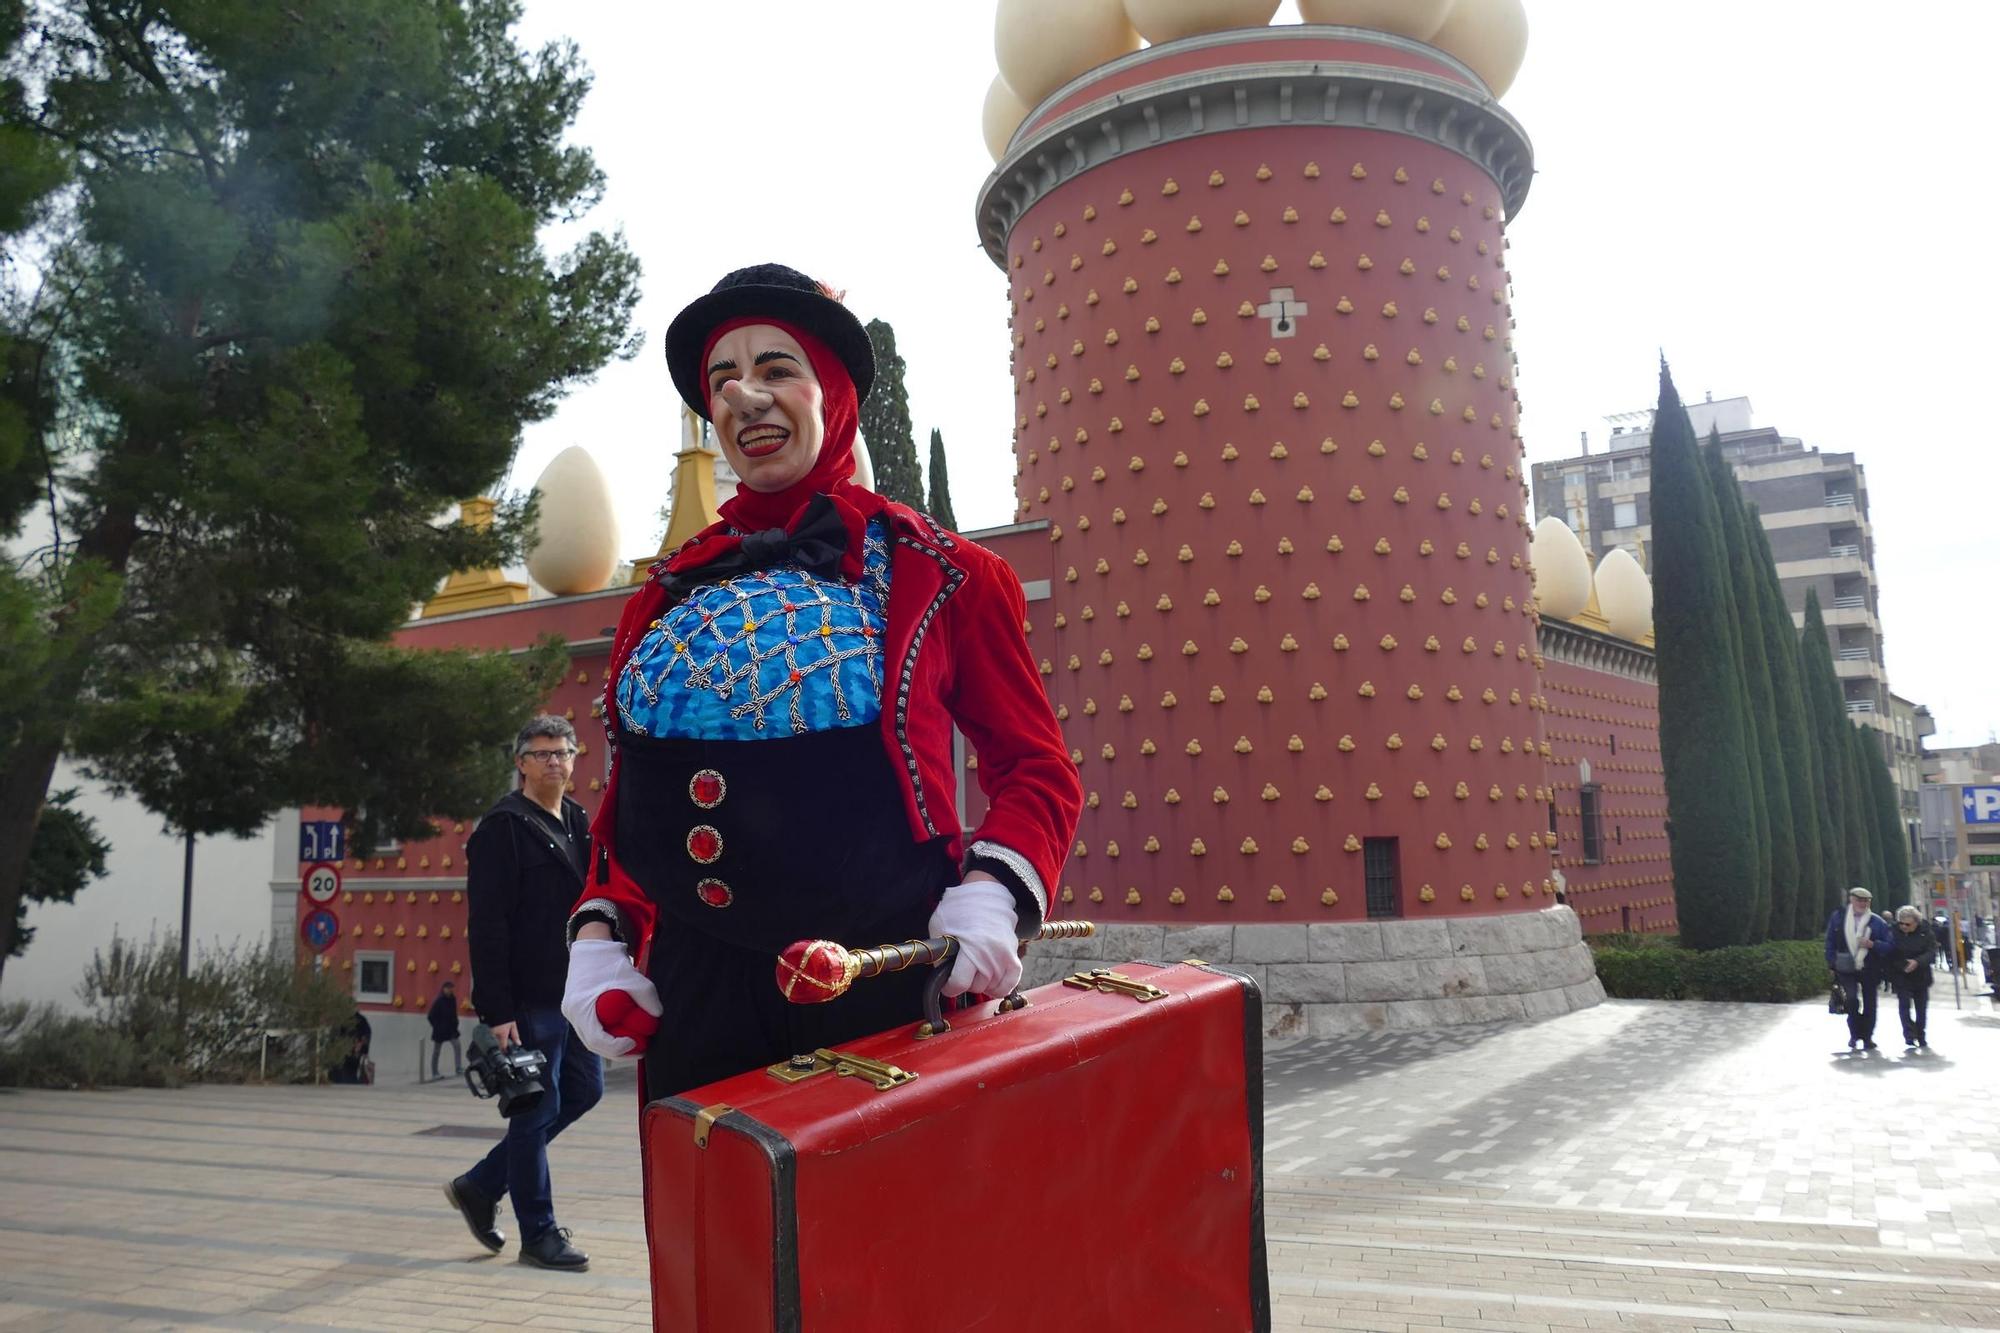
[464, 1029, 549, 1119]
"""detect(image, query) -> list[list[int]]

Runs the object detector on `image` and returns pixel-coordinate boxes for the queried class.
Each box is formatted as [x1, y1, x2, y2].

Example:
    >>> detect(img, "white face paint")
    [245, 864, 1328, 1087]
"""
[704, 324, 825, 494]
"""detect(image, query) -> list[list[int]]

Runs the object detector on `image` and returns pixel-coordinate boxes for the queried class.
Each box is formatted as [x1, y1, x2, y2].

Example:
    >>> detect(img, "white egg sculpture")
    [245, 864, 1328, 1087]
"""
[1296, 0, 1455, 42]
[996, 0, 1141, 108]
[525, 445, 620, 596]
[1429, 0, 1528, 97]
[1593, 547, 1655, 641]
[852, 432, 876, 493]
[1529, 516, 1591, 621]
[982, 74, 1034, 162]
[1123, 0, 1280, 46]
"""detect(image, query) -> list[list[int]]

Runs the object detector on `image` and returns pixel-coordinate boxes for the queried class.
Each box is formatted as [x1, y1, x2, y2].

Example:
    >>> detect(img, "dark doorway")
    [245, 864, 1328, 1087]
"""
[1363, 837, 1401, 919]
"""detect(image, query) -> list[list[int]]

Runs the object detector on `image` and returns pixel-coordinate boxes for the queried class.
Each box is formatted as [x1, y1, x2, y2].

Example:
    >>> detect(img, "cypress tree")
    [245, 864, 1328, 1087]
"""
[1799, 592, 1854, 911]
[1866, 731, 1911, 911]
[1749, 514, 1824, 938]
[860, 319, 925, 508]
[1844, 723, 1881, 901]
[926, 428, 958, 530]
[1719, 478, 1797, 942]
[1649, 362, 1760, 949]
[1700, 433, 1772, 940]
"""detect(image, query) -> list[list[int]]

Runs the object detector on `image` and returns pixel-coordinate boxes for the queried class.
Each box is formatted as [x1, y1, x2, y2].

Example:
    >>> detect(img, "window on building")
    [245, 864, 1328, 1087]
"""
[354, 951, 394, 1004]
[1363, 837, 1401, 919]
[1612, 499, 1638, 528]
[1580, 784, 1603, 864]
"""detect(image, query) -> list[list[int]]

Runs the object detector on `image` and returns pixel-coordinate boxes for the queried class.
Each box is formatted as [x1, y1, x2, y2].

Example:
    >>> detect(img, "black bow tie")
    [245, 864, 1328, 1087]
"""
[661, 494, 850, 599]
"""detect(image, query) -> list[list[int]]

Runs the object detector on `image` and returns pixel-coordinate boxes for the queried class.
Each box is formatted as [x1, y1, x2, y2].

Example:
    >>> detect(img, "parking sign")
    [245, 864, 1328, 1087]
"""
[1962, 787, 2000, 825]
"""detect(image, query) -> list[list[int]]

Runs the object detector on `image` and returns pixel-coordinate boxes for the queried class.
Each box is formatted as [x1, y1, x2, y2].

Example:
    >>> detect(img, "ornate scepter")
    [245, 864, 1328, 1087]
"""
[775, 920, 1097, 1037]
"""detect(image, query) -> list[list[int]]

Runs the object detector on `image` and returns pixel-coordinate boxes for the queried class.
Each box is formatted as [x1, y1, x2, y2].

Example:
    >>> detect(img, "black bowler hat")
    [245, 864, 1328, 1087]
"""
[665, 264, 875, 420]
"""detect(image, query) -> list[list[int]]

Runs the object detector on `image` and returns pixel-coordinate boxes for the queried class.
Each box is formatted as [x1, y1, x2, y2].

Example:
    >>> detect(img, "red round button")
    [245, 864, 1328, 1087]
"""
[695, 878, 733, 908]
[689, 769, 726, 809]
[687, 825, 723, 864]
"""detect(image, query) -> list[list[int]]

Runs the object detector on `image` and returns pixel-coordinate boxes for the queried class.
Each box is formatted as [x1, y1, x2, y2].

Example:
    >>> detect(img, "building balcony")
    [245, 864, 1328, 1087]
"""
[1824, 493, 1855, 509]
[1828, 543, 1862, 559]
[1835, 657, 1885, 682]
[1846, 697, 1877, 715]
[1777, 555, 1872, 583]
[1799, 605, 1881, 634]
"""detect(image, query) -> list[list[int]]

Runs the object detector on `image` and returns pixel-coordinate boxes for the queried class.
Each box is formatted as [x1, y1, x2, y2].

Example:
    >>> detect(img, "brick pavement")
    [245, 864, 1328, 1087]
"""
[0, 991, 1996, 1331]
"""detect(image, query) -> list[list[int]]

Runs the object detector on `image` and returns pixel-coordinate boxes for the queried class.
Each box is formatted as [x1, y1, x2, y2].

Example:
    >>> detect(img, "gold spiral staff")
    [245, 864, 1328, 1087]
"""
[774, 920, 1099, 1022]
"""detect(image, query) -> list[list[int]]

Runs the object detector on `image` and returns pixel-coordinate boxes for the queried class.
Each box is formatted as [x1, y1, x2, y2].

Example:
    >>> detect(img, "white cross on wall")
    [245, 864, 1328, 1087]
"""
[1257, 287, 1307, 339]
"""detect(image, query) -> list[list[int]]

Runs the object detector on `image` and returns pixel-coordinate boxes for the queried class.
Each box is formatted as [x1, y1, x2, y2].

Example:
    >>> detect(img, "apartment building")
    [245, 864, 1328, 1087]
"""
[1530, 395, 1904, 765]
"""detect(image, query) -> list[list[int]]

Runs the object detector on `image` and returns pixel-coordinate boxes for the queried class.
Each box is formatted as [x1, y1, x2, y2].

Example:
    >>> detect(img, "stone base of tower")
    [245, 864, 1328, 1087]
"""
[1023, 905, 1602, 1041]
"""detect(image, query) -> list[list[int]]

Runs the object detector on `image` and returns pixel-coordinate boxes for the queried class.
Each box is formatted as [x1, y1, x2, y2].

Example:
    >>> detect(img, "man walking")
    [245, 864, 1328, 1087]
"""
[427, 981, 463, 1080]
[444, 716, 601, 1271]
[1825, 887, 1892, 1052]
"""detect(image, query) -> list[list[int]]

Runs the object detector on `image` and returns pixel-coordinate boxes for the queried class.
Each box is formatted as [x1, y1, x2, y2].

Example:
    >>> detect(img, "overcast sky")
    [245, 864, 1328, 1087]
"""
[505, 0, 2000, 749]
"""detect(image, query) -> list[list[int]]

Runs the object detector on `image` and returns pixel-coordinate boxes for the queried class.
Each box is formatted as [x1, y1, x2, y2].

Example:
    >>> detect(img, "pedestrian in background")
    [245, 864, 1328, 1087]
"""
[1888, 906, 1934, 1050]
[428, 980, 463, 1080]
[444, 715, 601, 1272]
[1825, 887, 1892, 1051]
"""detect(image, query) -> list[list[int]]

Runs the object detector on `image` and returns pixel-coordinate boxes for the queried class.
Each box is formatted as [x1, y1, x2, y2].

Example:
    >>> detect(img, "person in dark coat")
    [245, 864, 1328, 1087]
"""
[427, 980, 463, 1078]
[1888, 906, 1935, 1049]
[443, 714, 602, 1273]
[1825, 887, 1893, 1051]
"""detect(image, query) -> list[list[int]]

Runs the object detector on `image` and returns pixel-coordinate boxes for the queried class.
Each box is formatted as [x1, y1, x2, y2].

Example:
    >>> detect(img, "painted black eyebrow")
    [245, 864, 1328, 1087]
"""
[706, 358, 736, 378]
[753, 350, 801, 367]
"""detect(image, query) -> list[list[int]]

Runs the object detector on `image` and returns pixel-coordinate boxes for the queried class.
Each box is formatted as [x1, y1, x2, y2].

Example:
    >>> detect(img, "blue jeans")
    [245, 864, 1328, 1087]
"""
[463, 1007, 603, 1242]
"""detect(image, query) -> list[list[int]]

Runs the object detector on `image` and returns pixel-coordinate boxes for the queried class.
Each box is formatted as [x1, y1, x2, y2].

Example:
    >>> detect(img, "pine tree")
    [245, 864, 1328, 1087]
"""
[1649, 362, 1760, 949]
[1799, 592, 1854, 913]
[926, 428, 958, 530]
[1699, 434, 1771, 940]
[0, 0, 639, 986]
[860, 319, 925, 508]
[1749, 514, 1824, 939]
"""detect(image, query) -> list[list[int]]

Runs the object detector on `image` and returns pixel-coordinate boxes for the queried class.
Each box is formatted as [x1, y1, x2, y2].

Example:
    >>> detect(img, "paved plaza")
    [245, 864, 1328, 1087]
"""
[0, 991, 1996, 1331]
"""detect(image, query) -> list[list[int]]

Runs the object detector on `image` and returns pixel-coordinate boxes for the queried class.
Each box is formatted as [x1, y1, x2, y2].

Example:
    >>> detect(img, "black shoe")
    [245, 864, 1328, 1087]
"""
[519, 1225, 589, 1272]
[445, 1176, 504, 1253]
[1847, 1038, 1858, 1050]
[1862, 1040, 1878, 1051]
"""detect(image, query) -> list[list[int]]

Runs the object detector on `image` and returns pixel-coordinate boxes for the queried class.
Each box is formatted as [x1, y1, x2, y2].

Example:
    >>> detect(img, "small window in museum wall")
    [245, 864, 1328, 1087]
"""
[1363, 837, 1402, 920]
[354, 951, 394, 1004]
[1580, 784, 1603, 865]
[1612, 499, 1638, 528]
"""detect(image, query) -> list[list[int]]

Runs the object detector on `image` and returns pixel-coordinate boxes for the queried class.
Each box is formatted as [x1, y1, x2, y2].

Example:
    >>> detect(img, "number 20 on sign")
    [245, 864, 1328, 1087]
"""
[301, 862, 341, 905]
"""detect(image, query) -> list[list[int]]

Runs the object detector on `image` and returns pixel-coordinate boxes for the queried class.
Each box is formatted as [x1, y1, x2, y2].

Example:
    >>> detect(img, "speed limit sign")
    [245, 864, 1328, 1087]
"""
[301, 861, 342, 905]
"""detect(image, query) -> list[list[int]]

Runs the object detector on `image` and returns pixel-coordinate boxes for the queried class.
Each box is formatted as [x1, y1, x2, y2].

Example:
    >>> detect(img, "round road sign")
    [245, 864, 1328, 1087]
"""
[301, 861, 341, 905]
[300, 908, 340, 953]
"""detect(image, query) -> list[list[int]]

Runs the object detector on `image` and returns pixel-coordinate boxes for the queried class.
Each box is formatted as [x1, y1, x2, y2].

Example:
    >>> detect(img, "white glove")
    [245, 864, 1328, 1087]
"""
[928, 880, 1023, 998]
[561, 938, 663, 1060]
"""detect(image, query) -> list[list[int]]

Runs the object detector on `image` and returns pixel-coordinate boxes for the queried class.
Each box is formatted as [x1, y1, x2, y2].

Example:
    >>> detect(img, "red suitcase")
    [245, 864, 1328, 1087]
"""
[640, 958, 1270, 1332]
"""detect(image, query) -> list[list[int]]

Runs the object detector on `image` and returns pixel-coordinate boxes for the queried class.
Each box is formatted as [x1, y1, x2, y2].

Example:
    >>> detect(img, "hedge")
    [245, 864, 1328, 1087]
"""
[1591, 939, 1829, 1003]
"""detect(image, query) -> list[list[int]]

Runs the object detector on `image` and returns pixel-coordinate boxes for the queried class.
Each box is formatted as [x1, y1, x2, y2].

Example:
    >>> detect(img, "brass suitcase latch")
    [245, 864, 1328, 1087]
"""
[1061, 968, 1169, 1002]
[766, 1047, 917, 1090]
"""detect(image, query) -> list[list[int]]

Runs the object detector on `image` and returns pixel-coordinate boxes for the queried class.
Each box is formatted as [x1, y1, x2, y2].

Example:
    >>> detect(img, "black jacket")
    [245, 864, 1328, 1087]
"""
[466, 790, 590, 1027]
[1889, 926, 1935, 991]
[427, 991, 462, 1041]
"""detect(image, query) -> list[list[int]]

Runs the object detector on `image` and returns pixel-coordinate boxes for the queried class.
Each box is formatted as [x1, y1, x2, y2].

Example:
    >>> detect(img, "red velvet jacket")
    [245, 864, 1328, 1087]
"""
[573, 501, 1081, 961]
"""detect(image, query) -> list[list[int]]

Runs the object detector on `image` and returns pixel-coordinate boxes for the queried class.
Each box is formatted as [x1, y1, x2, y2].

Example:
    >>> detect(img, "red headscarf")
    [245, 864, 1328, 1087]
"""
[664, 317, 887, 583]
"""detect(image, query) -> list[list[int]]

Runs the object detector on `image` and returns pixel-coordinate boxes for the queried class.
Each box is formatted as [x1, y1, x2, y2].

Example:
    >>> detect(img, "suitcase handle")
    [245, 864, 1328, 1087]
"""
[774, 921, 1098, 1036]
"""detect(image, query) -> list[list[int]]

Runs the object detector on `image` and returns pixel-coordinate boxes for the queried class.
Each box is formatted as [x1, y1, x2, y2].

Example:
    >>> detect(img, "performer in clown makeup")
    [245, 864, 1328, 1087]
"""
[562, 264, 1081, 1100]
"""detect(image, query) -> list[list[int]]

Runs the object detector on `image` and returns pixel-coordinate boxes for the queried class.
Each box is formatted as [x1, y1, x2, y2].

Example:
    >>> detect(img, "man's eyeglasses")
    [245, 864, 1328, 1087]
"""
[521, 749, 576, 764]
